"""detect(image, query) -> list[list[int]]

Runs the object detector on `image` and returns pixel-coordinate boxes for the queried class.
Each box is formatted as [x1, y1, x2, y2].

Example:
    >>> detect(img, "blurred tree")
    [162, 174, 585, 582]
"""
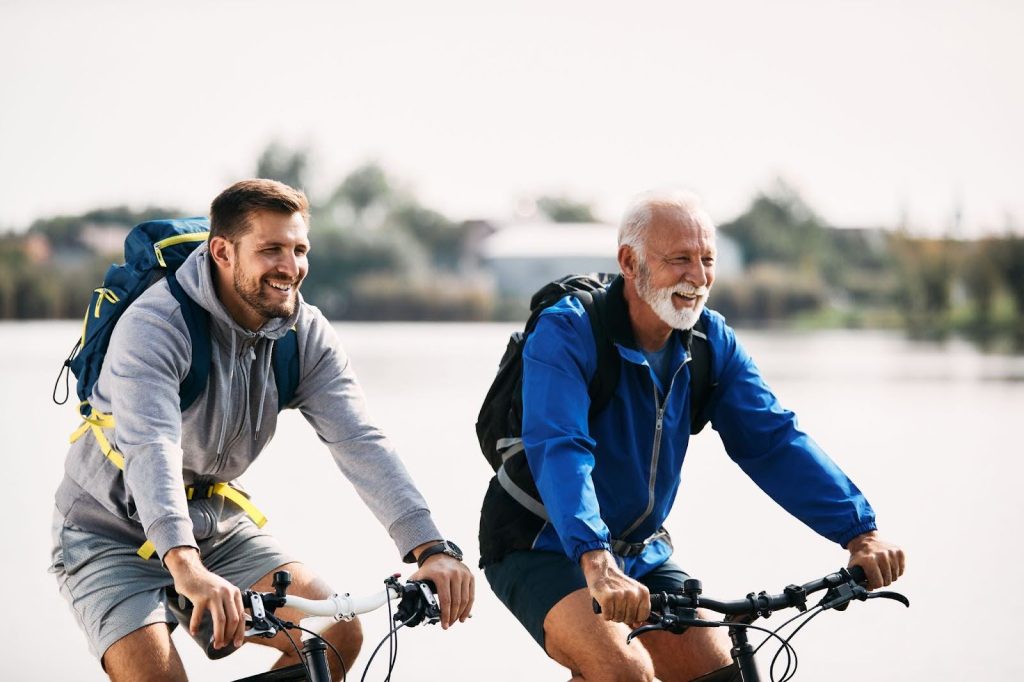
[719, 183, 827, 274]
[387, 201, 468, 271]
[536, 195, 597, 223]
[28, 206, 185, 249]
[256, 141, 311, 192]
[328, 163, 392, 223]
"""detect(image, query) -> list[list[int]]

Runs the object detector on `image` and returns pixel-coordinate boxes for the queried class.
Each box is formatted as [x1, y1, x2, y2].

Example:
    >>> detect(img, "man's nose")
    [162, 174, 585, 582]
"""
[277, 252, 299, 278]
[683, 261, 708, 288]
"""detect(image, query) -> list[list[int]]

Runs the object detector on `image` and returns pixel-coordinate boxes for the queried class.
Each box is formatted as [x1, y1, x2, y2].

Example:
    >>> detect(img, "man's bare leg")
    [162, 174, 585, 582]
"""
[245, 562, 363, 682]
[544, 588, 656, 682]
[637, 609, 733, 681]
[544, 591, 733, 682]
[103, 623, 187, 682]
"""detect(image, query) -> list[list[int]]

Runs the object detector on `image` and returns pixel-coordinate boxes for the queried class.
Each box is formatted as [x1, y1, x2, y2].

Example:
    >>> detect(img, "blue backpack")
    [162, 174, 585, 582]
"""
[54, 217, 300, 417]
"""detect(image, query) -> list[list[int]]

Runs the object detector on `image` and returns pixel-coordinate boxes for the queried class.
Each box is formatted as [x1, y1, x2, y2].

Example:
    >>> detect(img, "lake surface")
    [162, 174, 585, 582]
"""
[3, 321, 1022, 681]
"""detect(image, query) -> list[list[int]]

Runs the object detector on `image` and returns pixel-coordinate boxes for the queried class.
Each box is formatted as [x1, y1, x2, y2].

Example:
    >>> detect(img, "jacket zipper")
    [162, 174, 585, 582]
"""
[619, 353, 691, 539]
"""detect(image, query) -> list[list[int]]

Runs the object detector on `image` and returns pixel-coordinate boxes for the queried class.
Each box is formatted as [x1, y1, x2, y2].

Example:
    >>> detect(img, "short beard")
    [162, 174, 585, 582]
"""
[234, 268, 297, 322]
[635, 256, 710, 331]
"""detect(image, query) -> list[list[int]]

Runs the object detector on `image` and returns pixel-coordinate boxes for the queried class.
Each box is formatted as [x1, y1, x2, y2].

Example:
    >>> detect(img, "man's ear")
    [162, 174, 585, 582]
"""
[208, 236, 233, 268]
[618, 244, 638, 280]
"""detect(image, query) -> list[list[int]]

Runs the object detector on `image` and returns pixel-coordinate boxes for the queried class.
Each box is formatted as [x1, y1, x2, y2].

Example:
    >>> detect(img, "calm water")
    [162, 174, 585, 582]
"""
[3, 321, 1022, 681]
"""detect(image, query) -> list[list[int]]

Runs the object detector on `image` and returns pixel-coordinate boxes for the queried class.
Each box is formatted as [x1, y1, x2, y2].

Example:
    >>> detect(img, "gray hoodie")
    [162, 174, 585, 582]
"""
[55, 243, 441, 560]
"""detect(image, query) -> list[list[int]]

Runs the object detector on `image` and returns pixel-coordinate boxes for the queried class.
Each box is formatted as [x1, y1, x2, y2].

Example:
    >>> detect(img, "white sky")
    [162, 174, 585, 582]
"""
[1, 0, 1021, 236]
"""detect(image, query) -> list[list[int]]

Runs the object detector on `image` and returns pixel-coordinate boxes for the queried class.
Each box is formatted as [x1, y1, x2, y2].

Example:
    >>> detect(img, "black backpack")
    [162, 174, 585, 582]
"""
[475, 272, 714, 479]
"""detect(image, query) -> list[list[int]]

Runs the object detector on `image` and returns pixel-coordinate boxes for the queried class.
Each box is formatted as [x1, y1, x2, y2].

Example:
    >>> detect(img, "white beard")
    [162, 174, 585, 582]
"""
[636, 261, 710, 331]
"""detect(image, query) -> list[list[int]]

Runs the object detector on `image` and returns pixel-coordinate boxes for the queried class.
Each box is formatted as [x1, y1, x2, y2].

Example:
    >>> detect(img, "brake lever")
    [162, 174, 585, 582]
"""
[865, 590, 911, 608]
[627, 622, 667, 644]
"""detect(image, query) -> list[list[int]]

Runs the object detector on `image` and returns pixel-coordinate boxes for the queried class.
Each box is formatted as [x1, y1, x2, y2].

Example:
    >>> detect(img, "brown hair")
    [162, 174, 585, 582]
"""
[209, 179, 310, 241]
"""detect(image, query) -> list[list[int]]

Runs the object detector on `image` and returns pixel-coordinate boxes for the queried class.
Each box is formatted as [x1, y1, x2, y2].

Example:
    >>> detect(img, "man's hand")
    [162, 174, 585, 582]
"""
[580, 549, 650, 626]
[846, 531, 906, 590]
[164, 547, 246, 651]
[408, 543, 474, 630]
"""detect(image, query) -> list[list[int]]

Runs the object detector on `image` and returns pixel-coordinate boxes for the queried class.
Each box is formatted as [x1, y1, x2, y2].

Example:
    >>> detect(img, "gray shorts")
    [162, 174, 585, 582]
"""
[49, 508, 295, 663]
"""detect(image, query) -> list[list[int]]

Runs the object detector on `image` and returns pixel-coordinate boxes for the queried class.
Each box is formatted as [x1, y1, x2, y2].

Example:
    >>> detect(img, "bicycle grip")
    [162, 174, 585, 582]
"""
[848, 564, 867, 585]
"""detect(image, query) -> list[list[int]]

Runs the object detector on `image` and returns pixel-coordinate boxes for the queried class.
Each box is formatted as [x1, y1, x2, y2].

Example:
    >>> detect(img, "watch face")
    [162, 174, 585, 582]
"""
[443, 541, 463, 560]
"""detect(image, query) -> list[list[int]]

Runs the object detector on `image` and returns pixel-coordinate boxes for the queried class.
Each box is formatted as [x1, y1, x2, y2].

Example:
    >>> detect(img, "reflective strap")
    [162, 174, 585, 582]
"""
[496, 463, 549, 520]
[496, 438, 525, 463]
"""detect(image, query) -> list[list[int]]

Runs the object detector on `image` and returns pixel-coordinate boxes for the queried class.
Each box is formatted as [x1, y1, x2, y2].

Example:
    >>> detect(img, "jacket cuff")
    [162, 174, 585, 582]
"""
[390, 508, 443, 563]
[837, 520, 878, 549]
[147, 515, 198, 559]
[571, 540, 612, 565]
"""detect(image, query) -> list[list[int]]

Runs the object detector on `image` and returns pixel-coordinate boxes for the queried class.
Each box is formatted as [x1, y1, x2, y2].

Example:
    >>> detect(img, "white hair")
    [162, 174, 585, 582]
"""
[618, 189, 714, 258]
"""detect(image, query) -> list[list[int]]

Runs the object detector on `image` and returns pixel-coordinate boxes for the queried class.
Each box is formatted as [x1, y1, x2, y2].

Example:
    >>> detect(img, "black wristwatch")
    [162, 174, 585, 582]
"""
[416, 540, 463, 567]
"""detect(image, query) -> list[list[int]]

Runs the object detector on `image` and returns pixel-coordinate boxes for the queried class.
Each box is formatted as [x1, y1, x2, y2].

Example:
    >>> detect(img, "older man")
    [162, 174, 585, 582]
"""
[479, 189, 904, 681]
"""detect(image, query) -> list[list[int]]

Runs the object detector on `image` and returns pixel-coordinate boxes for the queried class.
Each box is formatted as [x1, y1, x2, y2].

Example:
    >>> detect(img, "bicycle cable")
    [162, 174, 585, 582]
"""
[284, 620, 350, 682]
[685, 620, 797, 682]
[267, 613, 314, 682]
[385, 586, 396, 682]
[767, 607, 830, 682]
[360, 621, 409, 682]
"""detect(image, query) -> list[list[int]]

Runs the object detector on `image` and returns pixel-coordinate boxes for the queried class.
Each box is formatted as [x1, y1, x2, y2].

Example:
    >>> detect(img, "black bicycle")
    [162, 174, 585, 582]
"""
[177, 570, 441, 682]
[596, 565, 909, 682]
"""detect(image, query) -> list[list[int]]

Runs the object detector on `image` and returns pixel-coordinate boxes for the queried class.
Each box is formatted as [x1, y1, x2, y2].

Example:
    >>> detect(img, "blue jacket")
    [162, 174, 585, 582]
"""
[520, 295, 877, 578]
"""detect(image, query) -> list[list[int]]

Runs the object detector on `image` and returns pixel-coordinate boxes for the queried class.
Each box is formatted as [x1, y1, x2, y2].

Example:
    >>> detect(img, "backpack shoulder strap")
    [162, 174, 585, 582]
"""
[272, 328, 300, 410]
[166, 273, 211, 413]
[574, 286, 619, 417]
[687, 315, 716, 434]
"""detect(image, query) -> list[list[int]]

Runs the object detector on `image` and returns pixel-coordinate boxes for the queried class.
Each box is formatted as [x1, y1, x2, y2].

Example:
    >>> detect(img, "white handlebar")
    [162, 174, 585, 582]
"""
[278, 584, 403, 622]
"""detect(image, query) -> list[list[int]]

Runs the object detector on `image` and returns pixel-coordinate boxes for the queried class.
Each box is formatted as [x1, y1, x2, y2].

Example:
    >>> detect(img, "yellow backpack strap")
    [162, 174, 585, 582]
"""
[69, 410, 269, 559]
[70, 410, 124, 470]
[212, 483, 268, 528]
[137, 540, 157, 560]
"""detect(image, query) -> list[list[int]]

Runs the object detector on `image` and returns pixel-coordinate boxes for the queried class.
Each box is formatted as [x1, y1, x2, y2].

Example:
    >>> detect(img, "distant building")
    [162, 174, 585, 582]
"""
[79, 223, 131, 256]
[480, 221, 743, 297]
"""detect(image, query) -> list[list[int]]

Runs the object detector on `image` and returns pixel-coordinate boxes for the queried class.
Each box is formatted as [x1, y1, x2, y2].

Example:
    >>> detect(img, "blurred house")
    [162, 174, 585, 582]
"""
[79, 223, 131, 257]
[480, 221, 742, 297]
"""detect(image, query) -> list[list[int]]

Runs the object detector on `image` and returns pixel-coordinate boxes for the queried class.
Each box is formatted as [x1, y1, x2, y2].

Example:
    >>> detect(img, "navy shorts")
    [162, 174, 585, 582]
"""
[484, 550, 690, 651]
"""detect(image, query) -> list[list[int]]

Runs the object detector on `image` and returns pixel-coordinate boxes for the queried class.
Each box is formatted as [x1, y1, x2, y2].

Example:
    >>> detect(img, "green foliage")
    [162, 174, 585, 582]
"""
[256, 141, 311, 192]
[536, 195, 597, 223]
[28, 205, 187, 249]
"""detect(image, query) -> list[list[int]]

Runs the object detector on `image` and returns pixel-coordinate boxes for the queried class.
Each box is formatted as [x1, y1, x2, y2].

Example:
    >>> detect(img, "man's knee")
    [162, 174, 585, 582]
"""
[103, 623, 186, 682]
[323, 617, 363, 656]
[544, 590, 656, 682]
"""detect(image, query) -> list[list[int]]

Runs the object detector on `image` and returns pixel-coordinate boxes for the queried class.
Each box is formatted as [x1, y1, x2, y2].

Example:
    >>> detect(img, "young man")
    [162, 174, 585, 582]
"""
[51, 179, 473, 681]
[479, 189, 905, 681]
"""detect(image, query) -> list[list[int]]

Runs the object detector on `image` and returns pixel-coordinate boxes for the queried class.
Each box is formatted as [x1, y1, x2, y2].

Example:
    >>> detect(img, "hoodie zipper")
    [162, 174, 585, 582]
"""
[214, 339, 256, 474]
[619, 352, 691, 539]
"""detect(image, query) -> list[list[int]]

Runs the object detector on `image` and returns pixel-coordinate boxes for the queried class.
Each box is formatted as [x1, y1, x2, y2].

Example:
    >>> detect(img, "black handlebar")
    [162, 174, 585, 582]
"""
[592, 565, 908, 621]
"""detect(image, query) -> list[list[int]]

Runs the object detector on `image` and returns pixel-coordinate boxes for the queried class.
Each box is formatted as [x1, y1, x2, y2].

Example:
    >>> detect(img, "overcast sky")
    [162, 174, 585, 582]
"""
[1, 0, 1021, 236]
